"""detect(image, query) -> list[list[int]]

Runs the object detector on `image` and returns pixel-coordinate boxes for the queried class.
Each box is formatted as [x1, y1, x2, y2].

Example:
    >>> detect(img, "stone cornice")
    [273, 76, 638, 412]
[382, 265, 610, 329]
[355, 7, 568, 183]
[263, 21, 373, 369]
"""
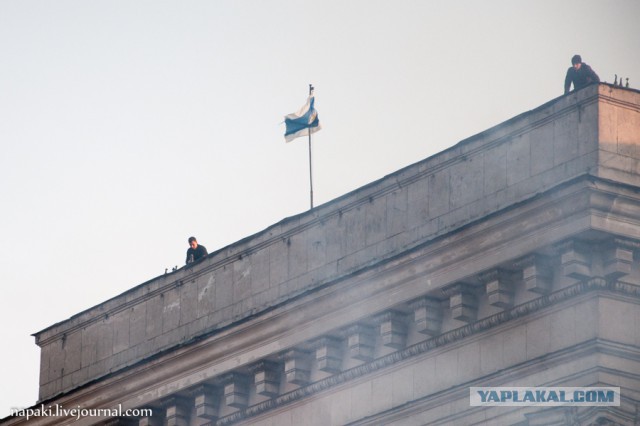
[19, 181, 638, 424]
[34, 171, 596, 346]
[33, 86, 610, 345]
[31, 176, 640, 399]
[7, 81, 640, 426]
[30, 82, 640, 403]
[7, 271, 640, 426]
[599, 84, 640, 112]
[214, 278, 638, 425]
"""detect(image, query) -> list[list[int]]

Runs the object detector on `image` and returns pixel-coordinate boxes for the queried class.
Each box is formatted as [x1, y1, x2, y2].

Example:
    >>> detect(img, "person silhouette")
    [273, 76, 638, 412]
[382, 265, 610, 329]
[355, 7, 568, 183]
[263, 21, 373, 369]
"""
[564, 54, 600, 94]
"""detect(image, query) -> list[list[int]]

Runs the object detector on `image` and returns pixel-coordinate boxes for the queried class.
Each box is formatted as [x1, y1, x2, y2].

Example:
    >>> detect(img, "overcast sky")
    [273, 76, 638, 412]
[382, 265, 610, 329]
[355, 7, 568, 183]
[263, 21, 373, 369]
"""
[1, 0, 639, 417]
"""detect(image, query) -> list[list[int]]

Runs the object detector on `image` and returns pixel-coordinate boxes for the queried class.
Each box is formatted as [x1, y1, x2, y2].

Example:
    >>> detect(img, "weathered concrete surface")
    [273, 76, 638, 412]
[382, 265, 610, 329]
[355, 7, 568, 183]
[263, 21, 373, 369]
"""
[26, 84, 640, 414]
[241, 294, 640, 426]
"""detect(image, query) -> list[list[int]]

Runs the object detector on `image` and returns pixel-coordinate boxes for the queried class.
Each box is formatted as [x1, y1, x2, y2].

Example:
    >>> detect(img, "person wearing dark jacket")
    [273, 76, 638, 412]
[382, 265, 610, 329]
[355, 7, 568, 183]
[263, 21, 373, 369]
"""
[186, 236, 208, 264]
[564, 54, 600, 94]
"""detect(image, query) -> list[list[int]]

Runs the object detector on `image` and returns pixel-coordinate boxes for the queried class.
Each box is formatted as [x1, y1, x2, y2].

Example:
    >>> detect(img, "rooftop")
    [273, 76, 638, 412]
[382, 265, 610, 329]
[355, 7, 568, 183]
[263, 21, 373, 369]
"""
[32, 83, 640, 403]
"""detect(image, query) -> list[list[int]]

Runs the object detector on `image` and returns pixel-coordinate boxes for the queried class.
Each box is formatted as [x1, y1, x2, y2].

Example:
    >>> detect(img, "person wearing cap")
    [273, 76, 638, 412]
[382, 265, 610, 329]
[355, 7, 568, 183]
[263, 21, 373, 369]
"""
[186, 236, 208, 265]
[564, 54, 600, 94]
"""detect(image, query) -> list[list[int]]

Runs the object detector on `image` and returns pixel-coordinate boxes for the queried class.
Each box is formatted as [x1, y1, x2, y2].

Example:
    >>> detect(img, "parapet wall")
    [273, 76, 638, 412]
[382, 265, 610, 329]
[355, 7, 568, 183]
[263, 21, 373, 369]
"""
[33, 84, 640, 401]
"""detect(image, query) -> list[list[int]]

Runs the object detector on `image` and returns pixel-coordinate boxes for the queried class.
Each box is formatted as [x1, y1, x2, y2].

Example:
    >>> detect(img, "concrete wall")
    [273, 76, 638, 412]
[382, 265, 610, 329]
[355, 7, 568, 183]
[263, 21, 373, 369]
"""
[598, 85, 640, 185]
[33, 84, 640, 402]
[241, 293, 640, 426]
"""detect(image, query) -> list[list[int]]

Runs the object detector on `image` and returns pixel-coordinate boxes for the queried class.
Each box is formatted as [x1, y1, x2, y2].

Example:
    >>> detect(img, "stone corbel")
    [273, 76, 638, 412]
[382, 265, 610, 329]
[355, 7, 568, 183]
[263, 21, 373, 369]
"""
[220, 372, 250, 409]
[249, 360, 280, 398]
[557, 240, 591, 280]
[138, 412, 163, 426]
[603, 238, 638, 280]
[104, 419, 136, 426]
[340, 323, 376, 361]
[523, 405, 582, 425]
[442, 282, 479, 323]
[161, 396, 191, 426]
[281, 349, 311, 385]
[310, 336, 343, 374]
[480, 269, 517, 309]
[374, 310, 408, 349]
[516, 254, 553, 294]
[191, 384, 219, 421]
[408, 296, 443, 336]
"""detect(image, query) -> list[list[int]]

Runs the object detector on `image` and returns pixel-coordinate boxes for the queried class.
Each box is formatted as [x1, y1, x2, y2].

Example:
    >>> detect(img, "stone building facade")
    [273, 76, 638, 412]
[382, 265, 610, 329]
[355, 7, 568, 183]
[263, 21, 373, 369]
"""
[4, 84, 640, 425]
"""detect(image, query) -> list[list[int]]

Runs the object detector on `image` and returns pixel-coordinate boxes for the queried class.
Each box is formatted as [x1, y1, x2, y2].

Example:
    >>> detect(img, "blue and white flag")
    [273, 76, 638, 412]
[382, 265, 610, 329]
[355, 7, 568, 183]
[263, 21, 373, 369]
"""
[284, 91, 321, 143]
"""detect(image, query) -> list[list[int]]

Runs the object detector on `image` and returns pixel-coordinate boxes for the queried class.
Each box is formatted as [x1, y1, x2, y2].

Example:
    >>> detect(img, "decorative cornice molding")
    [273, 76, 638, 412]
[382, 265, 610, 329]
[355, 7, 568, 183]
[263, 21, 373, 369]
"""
[600, 85, 640, 113]
[338, 323, 375, 338]
[214, 277, 638, 425]
[441, 282, 478, 298]
[611, 237, 640, 251]
[611, 281, 640, 298]
[37, 173, 639, 349]
[372, 310, 407, 325]
[32, 179, 640, 415]
[34, 88, 609, 346]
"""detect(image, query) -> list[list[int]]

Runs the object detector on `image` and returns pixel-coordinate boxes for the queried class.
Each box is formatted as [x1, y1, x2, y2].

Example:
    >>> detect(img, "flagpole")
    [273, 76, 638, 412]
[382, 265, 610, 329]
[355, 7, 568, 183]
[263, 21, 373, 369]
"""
[308, 132, 313, 209]
[308, 83, 314, 209]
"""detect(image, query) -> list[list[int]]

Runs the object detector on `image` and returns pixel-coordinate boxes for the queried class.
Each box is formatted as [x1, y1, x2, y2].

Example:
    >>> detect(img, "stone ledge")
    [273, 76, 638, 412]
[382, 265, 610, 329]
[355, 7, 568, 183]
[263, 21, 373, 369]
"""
[215, 279, 639, 425]
[30, 84, 640, 402]
[33, 176, 640, 405]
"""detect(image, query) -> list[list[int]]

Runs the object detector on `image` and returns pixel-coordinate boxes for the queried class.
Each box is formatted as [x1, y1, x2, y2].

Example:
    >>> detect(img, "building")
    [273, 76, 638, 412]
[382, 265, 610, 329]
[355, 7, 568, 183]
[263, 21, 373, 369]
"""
[5, 83, 640, 425]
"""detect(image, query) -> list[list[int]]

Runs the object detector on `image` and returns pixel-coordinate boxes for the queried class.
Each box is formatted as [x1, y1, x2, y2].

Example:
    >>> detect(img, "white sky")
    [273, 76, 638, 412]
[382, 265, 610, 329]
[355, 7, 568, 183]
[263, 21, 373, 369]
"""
[1, 0, 639, 417]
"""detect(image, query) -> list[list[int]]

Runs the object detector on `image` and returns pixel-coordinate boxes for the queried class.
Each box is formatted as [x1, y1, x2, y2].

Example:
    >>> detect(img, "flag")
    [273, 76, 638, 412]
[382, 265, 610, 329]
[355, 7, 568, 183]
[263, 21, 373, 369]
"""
[284, 91, 321, 143]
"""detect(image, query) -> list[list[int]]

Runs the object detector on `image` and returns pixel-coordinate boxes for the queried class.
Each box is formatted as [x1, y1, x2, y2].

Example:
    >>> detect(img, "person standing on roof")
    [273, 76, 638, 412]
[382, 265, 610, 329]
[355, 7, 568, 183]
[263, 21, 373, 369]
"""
[186, 236, 208, 265]
[564, 54, 600, 94]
